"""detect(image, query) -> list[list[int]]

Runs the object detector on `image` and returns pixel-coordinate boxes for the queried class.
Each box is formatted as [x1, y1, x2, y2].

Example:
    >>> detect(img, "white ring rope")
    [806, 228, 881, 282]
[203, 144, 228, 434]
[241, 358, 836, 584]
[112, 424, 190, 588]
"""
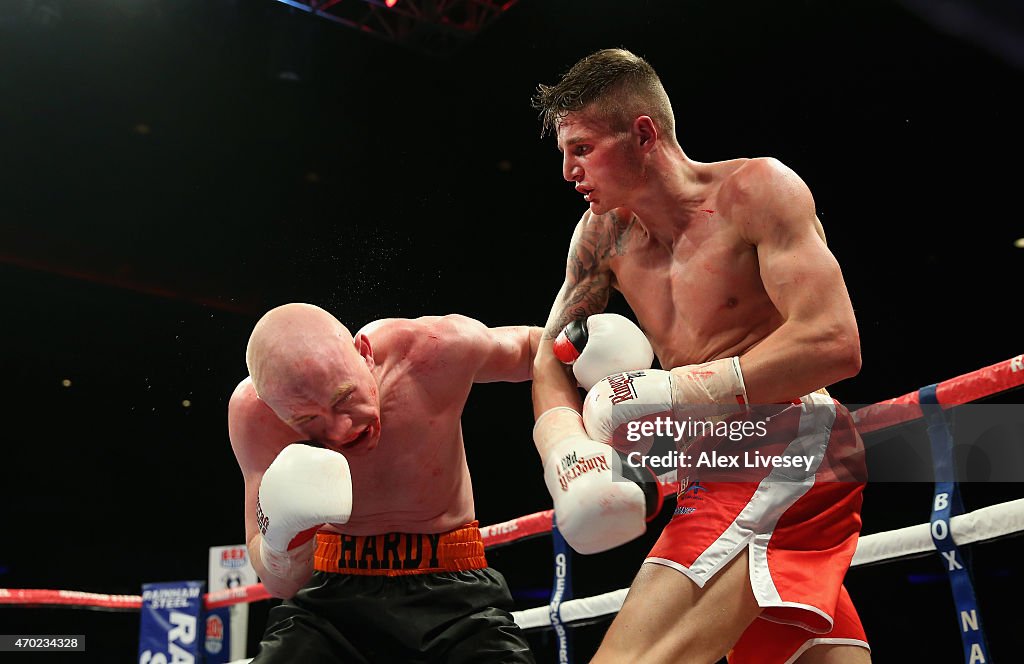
[511, 498, 1024, 630]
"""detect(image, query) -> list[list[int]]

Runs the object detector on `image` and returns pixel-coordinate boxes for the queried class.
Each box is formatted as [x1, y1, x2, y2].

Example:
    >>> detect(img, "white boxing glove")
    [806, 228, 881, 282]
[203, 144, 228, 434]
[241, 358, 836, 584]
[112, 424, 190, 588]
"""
[535, 408, 661, 555]
[582, 358, 749, 447]
[257, 443, 353, 579]
[583, 370, 674, 448]
[553, 313, 654, 392]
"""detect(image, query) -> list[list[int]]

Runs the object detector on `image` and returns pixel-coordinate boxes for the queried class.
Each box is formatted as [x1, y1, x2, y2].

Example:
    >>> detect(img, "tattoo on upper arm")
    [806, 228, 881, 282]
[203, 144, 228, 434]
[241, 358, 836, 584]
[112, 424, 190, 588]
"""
[545, 214, 633, 337]
[613, 211, 637, 256]
[566, 211, 636, 282]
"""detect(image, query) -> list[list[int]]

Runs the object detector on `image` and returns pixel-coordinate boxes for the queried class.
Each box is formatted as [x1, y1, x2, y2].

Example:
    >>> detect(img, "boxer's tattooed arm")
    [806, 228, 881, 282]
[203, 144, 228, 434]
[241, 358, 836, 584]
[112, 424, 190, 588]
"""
[544, 214, 624, 338]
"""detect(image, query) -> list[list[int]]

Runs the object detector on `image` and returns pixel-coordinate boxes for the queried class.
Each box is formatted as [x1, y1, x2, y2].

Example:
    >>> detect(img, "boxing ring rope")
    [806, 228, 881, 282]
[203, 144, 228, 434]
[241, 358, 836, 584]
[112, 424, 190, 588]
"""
[851, 355, 1024, 434]
[1, 354, 1021, 659]
[0, 584, 273, 613]
[510, 497, 1024, 630]
[6, 499, 1019, 616]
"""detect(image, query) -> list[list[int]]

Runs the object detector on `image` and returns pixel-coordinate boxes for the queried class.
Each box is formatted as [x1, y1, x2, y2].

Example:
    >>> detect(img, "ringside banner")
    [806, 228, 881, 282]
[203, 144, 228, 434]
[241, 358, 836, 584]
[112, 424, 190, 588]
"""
[208, 544, 258, 661]
[138, 580, 204, 664]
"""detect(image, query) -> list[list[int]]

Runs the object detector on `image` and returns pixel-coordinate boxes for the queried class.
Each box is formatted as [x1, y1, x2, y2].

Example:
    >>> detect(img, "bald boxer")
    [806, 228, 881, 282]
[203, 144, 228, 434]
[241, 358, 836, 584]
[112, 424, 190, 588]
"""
[228, 303, 538, 663]
[530, 49, 870, 663]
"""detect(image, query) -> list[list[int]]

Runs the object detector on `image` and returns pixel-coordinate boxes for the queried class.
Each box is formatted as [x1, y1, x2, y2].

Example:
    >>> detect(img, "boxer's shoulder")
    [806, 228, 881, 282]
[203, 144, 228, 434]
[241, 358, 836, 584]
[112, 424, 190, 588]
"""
[228, 377, 260, 416]
[227, 378, 296, 467]
[571, 208, 638, 264]
[391, 314, 485, 340]
[354, 317, 401, 340]
[719, 157, 806, 210]
[228, 379, 285, 431]
[366, 315, 482, 370]
[580, 207, 635, 234]
[356, 318, 420, 357]
[361, 316, 450, 344]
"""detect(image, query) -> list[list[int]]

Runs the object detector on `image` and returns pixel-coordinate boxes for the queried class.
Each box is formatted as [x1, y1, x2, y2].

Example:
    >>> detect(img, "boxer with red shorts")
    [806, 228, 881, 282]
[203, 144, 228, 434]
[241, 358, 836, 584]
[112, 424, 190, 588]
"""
[529, 47, 871, 662]
[646, 392, 869, 662]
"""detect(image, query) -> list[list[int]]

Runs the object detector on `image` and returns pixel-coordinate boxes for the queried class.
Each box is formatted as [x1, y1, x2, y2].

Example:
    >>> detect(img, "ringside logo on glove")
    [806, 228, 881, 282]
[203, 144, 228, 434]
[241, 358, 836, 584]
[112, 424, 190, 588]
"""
[601, 371, 646, 405]
[256, 500, 270, 536]
[553, 449, 612, 492]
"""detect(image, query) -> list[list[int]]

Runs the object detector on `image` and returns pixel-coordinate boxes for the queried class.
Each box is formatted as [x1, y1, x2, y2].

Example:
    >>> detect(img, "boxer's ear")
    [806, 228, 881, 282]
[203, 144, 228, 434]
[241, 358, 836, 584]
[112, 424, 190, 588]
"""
[633, 115, 658, 152]
[354, 334, 374, 368]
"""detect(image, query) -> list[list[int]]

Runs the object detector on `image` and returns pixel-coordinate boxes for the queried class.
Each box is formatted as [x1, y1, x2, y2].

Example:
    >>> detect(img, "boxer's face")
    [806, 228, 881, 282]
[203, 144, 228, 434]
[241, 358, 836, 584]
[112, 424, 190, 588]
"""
[265, 342, 382, 456]
[556, 109, 638, 215]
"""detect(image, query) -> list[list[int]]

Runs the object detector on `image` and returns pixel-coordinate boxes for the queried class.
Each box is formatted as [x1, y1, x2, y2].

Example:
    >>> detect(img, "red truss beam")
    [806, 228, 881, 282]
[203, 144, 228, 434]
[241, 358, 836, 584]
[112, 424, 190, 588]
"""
[275, 0, 519, 54]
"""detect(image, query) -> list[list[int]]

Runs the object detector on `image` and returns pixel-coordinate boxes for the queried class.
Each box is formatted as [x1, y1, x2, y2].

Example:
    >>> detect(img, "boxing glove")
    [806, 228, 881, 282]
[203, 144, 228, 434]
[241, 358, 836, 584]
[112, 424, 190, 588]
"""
[553, 313, 654, 391]
[257, 443, 353, 578]
[536, 408, 661, 554]
[583, 358, 748, 446]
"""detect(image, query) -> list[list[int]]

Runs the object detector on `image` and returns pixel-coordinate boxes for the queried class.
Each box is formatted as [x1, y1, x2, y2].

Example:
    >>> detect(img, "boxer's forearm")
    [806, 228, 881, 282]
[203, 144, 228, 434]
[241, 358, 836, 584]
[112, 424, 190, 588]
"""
[734, 319, 860, 403]
[532, 335, 583, 419]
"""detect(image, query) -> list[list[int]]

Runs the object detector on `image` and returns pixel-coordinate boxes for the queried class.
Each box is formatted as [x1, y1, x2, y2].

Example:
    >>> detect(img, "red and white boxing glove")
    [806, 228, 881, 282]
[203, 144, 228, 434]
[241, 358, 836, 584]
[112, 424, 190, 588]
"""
[553, 313, 654, 392]
[535, 408, 661, 554]
[583, 358, 749, 445]
[257, 443, 353, 579]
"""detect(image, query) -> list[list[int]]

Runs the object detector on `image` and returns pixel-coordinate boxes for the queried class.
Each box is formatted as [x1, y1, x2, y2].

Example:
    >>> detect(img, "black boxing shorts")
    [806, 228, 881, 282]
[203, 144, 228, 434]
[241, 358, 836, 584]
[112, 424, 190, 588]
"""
[250, 522, 535, 663]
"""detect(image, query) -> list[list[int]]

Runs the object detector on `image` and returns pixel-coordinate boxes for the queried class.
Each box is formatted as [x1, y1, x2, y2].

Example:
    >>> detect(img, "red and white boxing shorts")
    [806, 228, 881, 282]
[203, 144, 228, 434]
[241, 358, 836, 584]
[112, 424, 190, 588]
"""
[645, 391, 870, 662]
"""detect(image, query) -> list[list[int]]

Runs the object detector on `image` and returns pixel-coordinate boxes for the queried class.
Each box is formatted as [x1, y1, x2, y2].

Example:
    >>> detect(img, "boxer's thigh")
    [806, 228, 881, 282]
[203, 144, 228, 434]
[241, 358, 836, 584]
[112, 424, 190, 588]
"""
[422, 568, 535, 664]
[251, 577, 371, 663]
[593, 549, 762, 664]
[731, 584, 870, 664]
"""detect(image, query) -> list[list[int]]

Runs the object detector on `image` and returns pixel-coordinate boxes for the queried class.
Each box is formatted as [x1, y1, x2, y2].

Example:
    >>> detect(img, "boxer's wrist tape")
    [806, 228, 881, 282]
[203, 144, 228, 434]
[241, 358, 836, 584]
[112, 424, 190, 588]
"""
[313, 522, 486, 576]
[260, 536, 314, 580]
[533, 406, 583, 439]
[670, 356, 749, 408]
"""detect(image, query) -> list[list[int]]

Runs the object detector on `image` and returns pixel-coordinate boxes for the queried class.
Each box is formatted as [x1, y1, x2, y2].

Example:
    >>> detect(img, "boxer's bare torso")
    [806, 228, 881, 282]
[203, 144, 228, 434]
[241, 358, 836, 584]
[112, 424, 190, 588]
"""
[230, 316, 524, 538]
[551, 157, 840, 402]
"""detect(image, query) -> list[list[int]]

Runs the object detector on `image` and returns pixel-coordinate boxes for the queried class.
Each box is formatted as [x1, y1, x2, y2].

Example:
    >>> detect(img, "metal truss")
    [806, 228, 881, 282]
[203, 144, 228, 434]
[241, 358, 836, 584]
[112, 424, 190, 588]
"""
[274, 0, 519, 55]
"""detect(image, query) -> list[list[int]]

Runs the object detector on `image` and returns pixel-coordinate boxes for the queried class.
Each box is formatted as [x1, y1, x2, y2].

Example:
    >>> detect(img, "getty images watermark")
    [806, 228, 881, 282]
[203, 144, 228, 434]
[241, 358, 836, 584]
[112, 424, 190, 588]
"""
[621, 414, 817, 474]
[612, 401, 1024, 483]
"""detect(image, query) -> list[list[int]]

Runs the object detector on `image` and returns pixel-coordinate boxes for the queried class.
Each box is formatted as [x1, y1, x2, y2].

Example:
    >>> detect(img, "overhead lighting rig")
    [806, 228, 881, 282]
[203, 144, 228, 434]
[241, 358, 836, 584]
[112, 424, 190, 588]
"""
[274, 0, 519, 55]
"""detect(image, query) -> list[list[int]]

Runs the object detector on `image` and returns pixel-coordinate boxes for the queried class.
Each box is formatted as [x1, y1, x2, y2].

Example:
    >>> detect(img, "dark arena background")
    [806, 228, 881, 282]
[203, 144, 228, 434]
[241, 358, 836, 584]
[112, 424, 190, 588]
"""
[2, 1, 1022, 662]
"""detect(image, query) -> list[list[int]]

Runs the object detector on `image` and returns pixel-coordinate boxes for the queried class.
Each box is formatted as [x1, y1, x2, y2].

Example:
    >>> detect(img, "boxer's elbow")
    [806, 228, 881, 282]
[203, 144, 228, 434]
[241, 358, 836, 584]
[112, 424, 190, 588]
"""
[260, 574, 304, 600]
[255, 559, 310, 599]
[248, 535, 309, 600]
[821, 326, 861, 382]
[842, 341, 862, 378]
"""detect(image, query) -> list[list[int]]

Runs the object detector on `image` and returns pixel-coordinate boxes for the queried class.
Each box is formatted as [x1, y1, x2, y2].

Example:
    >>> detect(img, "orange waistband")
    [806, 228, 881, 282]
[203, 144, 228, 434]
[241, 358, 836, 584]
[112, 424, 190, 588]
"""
[313, 521, 487, 576]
